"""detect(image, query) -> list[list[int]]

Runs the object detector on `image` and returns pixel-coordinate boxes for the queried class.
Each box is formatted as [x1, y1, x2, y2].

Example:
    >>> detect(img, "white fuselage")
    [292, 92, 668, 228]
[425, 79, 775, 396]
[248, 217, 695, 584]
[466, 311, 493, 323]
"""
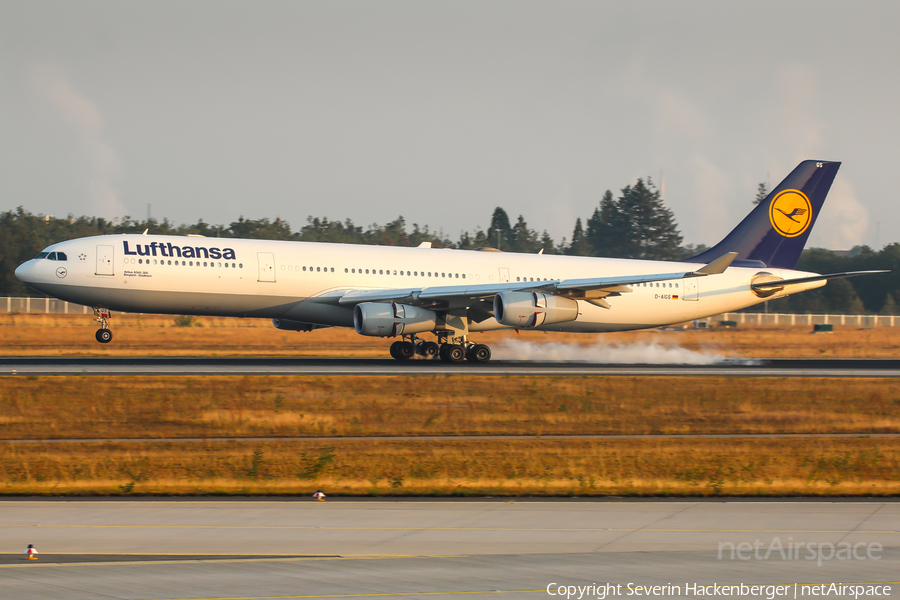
[15, 234, 824, 333]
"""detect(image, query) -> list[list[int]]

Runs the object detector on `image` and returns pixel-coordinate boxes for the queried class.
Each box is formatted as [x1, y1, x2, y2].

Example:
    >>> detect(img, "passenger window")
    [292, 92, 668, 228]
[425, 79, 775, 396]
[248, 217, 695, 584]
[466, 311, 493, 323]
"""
[331, 267, 334, 272]
[462, 274, 466, 279]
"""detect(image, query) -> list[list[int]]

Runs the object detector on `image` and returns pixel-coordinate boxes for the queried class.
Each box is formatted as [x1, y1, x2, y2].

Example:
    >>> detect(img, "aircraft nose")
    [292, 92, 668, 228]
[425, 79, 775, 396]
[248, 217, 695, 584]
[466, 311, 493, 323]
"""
[15, 260, 35, 284]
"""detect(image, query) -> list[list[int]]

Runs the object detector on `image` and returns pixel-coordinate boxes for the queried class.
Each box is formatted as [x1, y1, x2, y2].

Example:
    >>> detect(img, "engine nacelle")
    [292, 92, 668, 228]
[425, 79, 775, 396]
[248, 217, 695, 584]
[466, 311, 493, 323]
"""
[272, 318, 326, 332]
[353, 302, 438, 337]
[493, 292, 579, 328]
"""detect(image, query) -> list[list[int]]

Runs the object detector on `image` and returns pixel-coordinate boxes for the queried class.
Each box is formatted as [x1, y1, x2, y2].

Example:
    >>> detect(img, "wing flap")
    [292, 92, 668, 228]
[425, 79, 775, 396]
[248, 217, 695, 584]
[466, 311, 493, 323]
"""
[556, 271, 695, 292]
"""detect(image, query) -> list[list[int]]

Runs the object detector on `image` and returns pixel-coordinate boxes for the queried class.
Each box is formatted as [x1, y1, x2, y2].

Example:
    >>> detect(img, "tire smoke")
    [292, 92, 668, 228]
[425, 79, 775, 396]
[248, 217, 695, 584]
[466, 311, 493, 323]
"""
[492, 339, 727, 364]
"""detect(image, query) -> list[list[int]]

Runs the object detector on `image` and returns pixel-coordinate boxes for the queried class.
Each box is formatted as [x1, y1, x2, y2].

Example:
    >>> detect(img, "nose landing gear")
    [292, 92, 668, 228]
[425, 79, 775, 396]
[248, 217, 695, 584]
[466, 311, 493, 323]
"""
[93, 308, 113, 344]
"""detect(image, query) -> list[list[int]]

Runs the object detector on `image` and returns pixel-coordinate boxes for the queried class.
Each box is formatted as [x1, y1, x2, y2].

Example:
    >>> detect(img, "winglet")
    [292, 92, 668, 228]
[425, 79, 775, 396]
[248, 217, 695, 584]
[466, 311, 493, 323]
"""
[694, 252, 738, 275]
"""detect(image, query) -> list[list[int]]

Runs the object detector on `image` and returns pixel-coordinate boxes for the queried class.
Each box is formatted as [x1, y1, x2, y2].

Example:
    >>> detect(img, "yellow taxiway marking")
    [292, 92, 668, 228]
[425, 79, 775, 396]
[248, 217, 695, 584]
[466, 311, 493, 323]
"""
[149, 593, 542, 600]
[0, 554, 466, 569]
[113, 583, 900, 600]
[1, 524, 898, 534]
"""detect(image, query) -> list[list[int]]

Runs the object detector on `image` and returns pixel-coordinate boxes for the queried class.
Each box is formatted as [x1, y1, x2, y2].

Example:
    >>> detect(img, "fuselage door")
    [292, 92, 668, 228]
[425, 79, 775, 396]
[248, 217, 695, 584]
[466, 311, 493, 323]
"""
[499, 267, 510, 283]
[257, 252, 276, 282]
[95, 245, 114, 276]
[682, 277, 699, 301]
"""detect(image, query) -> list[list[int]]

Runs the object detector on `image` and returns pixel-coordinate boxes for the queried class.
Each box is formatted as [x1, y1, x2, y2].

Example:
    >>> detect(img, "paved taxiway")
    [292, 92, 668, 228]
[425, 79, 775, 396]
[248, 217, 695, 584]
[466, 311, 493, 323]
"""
[3, 357, 900, 377]
[2, 500, 898, 599]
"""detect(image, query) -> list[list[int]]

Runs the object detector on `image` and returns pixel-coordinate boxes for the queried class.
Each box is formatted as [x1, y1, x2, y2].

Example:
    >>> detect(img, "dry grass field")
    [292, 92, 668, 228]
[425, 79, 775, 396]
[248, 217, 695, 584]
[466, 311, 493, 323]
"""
[0, 376, 898, 439]
[1, 312, 900, 358]
[2, 437, 897, 497]
[0, 374, 898, 496]
[1, 314, 898, 496]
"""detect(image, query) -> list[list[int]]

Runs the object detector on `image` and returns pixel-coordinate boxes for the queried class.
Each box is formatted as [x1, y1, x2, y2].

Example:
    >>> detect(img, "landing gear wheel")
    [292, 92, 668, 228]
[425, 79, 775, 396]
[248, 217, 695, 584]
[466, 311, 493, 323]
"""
[466, 344, 491, 363]
[417, 341, 439, 359]
[95, 329, 113, 344]
[390, 341, 415, 361]
[439, 344, 466, 363]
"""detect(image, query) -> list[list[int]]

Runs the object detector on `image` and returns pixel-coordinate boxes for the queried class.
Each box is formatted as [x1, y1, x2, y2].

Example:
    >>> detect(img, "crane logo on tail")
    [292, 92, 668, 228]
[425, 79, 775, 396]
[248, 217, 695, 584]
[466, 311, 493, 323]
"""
[769, 189, 812, 237]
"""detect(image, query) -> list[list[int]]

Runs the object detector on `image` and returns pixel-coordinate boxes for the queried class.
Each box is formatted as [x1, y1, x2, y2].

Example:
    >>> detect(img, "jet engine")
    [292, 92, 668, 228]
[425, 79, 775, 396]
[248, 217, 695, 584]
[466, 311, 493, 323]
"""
[272, 318, 327, 332]
[353, 302, 438, 337]
[493, 292, 578, 328]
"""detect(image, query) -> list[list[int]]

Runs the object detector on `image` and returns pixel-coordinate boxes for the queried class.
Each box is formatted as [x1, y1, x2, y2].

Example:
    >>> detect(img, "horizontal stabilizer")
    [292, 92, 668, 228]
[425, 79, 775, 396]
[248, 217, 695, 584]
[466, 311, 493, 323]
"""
[750, 270, 889, 291]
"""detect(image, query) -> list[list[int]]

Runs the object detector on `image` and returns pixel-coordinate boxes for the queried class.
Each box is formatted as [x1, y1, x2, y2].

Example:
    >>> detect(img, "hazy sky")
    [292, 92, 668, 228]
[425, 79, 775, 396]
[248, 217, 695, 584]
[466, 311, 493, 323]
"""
[2, 1, 899, 250]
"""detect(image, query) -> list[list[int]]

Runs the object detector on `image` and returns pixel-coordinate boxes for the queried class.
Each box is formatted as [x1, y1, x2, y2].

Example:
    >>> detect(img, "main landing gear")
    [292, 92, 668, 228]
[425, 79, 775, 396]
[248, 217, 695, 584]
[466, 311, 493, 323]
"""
[389, 335, 492, 364]
[93, 308, 113, 344]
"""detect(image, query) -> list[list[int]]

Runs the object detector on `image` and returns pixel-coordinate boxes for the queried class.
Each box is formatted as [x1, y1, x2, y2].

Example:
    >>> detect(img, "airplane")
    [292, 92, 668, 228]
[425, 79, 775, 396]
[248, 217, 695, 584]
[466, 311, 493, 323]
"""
[14, 160, 886, 363]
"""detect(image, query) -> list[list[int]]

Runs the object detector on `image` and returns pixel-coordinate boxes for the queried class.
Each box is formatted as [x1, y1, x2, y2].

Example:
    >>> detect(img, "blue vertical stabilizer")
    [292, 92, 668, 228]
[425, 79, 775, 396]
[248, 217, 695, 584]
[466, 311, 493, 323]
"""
[686, 160, 840, 269]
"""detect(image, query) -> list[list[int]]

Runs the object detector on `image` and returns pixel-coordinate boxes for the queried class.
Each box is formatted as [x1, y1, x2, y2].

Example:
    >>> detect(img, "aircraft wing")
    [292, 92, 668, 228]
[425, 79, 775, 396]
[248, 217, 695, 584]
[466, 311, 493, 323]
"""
[337, 254, 737, 307]
[337, 281, 558, 306]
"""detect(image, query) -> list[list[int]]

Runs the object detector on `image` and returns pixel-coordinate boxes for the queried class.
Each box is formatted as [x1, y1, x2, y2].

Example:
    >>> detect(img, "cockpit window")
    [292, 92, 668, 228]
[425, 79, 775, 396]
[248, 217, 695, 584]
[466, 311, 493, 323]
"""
[33, 250, 67, 260]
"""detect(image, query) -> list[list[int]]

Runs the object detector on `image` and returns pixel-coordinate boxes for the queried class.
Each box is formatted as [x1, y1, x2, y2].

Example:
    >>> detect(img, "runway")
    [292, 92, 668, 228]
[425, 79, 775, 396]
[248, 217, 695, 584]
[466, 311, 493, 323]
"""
[2, 356, 900, 377]
[1, 500, 898, 600]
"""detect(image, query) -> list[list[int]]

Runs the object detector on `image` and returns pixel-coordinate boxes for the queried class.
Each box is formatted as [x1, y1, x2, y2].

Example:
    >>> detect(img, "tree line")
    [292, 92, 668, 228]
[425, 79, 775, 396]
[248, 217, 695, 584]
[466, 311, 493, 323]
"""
[1, 176, 895, 313]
